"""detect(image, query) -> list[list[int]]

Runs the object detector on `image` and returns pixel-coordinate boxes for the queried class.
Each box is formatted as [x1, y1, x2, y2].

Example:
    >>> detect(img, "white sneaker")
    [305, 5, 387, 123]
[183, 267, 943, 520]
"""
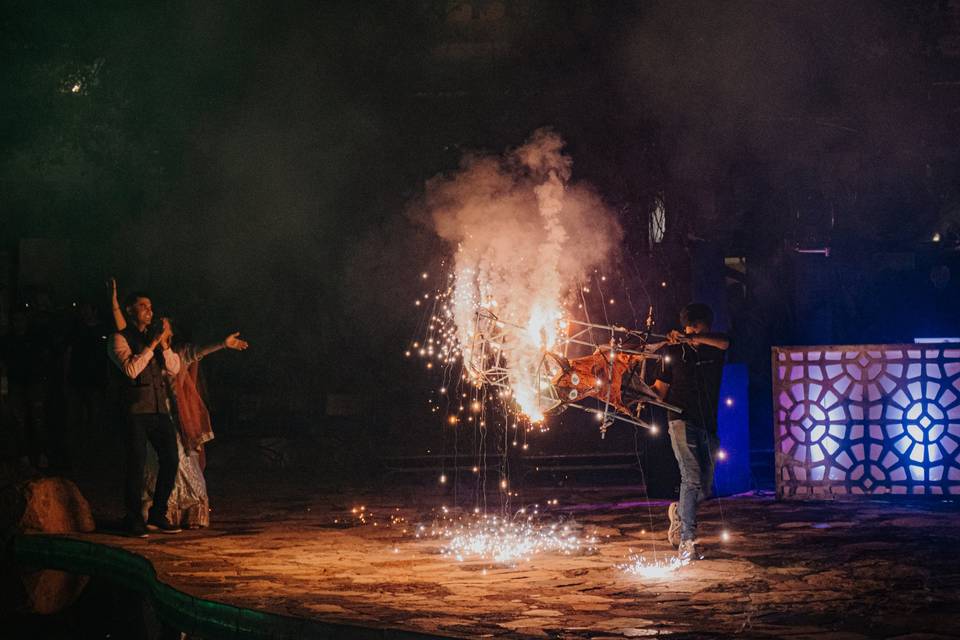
[667, 502, 681, 547]
[678, 539, 702, 562]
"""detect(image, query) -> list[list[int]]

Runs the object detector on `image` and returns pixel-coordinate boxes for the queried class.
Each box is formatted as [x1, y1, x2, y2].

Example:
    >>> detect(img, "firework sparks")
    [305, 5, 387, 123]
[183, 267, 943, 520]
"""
[416, 129, 622, 422]
[418, 513, 596, 565]
[618, 553, 689, 579]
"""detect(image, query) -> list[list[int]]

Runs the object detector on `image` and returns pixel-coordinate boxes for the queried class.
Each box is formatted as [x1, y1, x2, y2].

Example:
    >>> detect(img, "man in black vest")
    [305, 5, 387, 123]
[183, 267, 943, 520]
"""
[108, 291, 182, 537]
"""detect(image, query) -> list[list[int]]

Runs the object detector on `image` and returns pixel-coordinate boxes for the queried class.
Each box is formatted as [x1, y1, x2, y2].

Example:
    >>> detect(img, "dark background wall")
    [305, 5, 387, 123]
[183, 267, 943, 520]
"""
[2, 1, 959, 482]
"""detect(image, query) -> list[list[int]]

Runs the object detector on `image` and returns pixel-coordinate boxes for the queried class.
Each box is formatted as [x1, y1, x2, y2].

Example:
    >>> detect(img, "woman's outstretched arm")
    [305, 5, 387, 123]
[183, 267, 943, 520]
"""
[180, 332, 249, 367]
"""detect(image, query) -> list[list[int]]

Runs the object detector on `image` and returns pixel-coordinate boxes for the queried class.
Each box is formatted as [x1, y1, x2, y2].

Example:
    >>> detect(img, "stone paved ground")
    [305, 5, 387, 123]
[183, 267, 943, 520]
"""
[54, 474, 960, 639]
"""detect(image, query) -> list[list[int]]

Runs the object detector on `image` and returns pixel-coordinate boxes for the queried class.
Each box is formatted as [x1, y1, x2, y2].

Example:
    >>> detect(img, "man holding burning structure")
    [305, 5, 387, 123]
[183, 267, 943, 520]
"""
[653, 303, 729, 561]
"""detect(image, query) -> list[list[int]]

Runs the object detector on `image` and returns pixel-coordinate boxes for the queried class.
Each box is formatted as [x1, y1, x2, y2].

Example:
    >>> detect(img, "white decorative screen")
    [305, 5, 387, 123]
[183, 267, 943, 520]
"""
[773, 345, 960, 498]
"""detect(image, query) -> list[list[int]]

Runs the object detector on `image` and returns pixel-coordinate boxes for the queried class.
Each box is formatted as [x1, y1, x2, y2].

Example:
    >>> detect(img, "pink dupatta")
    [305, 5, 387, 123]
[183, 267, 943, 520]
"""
[172, 351, 214, 468]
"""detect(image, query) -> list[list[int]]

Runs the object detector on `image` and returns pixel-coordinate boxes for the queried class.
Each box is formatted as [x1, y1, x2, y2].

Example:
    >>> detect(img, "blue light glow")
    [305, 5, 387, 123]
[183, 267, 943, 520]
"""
[715, 364, 750, 496]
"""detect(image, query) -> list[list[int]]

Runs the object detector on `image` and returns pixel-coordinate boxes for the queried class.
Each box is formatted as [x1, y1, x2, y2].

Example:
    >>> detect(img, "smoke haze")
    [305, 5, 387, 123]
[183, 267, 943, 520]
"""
[419, 129, 622, 416]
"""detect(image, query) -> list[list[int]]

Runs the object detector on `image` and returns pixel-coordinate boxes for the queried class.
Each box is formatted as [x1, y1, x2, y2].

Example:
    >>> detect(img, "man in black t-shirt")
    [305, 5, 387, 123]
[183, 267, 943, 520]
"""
[653, 303, 729, 561]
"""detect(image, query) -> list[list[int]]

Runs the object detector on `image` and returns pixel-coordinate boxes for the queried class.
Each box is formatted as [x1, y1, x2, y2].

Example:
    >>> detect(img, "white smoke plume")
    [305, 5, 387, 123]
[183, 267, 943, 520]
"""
[422, 129, 623, 419]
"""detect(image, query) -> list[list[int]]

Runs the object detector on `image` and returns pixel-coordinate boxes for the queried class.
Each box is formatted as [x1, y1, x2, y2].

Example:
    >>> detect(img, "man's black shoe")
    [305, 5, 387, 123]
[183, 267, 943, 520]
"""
[126, 520, 149, 538]
[146, 518, 182, 534]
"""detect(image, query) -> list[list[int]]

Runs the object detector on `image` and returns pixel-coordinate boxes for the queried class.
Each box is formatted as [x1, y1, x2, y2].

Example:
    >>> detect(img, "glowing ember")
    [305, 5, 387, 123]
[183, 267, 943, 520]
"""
[618, 553, 689, 578]
[420, 514, 595, 565]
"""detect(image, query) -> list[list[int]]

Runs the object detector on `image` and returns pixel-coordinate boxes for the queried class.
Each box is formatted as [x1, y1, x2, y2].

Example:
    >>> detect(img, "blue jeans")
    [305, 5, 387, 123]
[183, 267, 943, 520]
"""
[668, 419, 719, 542]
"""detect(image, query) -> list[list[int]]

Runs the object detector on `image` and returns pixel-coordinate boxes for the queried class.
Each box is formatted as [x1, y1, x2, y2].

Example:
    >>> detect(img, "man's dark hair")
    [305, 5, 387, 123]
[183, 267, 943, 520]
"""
[124, 291, 151, 307]
[679, 302, 714, 328]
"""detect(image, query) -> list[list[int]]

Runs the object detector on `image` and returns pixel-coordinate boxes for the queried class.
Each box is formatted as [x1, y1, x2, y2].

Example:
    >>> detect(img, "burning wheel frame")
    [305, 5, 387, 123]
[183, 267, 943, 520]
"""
[463, 308, 681, 435]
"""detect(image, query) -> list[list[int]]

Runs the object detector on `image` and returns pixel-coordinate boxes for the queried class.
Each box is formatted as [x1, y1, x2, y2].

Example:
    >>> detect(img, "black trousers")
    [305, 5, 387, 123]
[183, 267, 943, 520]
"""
[125, 413, 179, 524]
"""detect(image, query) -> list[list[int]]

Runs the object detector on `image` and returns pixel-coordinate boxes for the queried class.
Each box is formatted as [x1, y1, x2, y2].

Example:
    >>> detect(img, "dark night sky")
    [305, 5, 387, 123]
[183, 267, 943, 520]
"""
[2, 1, 959, 440]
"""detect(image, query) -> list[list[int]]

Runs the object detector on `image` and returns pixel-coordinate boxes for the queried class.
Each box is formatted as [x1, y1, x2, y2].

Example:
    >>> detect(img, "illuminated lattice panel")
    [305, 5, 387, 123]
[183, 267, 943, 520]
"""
[773, 345, 960, 498]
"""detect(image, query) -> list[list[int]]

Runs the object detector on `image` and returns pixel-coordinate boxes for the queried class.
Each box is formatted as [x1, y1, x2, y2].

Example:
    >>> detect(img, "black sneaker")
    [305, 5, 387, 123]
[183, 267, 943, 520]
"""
[126, 520, 149, 538]
[146, 518, 182, 534]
